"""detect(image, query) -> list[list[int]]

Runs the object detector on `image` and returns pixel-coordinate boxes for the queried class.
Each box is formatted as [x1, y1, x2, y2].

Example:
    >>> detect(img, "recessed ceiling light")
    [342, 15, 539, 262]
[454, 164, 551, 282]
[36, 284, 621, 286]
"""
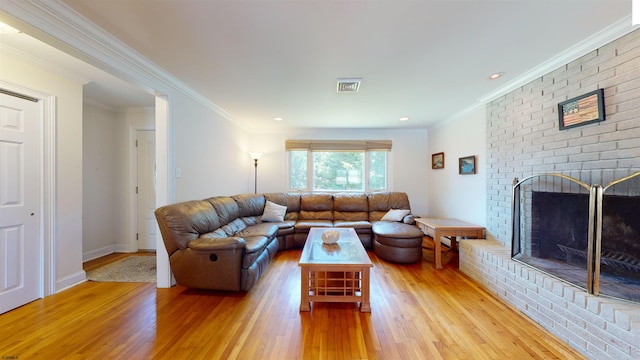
[273, 117, 283, 121]
[489, 72, 505, 80]
[399, 117, 409, 122]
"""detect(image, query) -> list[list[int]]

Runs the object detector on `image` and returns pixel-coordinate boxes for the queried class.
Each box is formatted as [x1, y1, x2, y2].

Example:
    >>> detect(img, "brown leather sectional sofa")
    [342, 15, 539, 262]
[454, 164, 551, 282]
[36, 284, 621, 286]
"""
[155, 192, 424, 292]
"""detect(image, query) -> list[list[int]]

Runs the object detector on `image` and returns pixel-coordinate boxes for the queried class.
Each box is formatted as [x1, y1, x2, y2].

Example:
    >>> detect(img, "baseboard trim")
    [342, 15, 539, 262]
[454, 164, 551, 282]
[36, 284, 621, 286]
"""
[55, 270, 86, 293]
[115, 243, 137, 253]
[83, 245, 116, 262]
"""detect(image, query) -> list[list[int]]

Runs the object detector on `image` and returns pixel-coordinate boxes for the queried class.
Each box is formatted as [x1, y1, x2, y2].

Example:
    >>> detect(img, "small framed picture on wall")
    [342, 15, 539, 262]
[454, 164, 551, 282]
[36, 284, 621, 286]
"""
[432, 152, 444, 169]
[459, 155, 476, 175]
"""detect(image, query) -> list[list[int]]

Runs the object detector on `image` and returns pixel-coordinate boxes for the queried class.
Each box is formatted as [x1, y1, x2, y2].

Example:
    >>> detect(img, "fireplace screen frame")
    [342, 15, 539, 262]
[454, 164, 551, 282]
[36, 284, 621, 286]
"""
[511, 172, 640, 304]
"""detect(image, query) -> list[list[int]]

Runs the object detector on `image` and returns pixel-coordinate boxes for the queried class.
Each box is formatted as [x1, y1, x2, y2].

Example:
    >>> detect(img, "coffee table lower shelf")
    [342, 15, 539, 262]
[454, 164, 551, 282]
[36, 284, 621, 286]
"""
[300, 265, 371, 312]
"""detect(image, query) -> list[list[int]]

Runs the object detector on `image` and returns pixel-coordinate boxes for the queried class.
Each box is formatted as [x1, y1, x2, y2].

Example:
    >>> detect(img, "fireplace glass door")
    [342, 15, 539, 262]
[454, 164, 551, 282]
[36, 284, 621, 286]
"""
[512, 172, 640, 304]
[596, 173, 640, 302]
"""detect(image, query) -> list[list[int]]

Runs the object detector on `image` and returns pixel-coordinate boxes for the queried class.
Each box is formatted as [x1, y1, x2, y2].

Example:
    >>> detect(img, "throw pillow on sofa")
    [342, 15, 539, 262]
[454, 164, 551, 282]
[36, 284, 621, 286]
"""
[261, 200, 287, 222]
[381, 209, 410, 222]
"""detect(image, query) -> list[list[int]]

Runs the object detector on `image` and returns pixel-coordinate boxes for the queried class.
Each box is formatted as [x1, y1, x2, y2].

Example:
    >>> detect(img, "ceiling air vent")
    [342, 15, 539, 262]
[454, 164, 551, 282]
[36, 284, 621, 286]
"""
[336, 78, 361, 93]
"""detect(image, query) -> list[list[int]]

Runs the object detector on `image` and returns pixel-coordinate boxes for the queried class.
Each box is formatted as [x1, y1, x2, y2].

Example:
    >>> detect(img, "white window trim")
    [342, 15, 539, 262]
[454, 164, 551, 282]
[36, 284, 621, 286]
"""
[287, 148, 390, 192]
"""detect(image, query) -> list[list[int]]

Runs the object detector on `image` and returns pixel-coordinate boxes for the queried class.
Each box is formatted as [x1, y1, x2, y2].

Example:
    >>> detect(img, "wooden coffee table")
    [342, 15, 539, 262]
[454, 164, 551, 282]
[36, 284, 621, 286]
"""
[414, 217, 484, 269]
[299, 227, 373, 312]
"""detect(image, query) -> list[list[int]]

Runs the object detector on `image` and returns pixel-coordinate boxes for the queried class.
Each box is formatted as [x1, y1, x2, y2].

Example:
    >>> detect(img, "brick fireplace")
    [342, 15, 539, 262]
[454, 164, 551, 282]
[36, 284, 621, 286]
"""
[462, 29, 640, 359]
[512, 173, 640, 304]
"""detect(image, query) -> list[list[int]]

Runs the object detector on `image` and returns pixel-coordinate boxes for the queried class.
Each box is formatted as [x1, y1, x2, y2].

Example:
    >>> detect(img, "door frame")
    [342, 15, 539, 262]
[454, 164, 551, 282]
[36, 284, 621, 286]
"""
[1, 81, 57, 297]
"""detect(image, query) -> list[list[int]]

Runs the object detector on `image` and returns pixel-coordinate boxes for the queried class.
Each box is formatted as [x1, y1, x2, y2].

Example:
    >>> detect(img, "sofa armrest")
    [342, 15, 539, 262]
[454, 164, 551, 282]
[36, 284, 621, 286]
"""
[188, 237, 246, 252]
[403, 214, 416, 224]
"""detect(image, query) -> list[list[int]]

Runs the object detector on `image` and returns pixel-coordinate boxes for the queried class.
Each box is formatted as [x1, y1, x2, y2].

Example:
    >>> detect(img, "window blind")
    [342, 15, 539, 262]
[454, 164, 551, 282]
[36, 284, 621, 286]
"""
[285, 140, 392, 151]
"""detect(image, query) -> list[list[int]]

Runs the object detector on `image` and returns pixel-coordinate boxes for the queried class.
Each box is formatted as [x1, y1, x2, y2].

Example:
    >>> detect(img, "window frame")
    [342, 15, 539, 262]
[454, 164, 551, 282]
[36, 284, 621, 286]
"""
[287, 148, 390, 192]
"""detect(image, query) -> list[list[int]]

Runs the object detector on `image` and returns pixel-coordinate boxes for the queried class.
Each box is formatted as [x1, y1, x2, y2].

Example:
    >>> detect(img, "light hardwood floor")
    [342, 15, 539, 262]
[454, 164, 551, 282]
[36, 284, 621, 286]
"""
[0, 241, 585, 360]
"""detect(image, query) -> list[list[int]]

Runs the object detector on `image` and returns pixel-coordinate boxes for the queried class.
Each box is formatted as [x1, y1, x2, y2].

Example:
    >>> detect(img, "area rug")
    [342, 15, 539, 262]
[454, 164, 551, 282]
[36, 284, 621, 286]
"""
[86, 256, 156, 283]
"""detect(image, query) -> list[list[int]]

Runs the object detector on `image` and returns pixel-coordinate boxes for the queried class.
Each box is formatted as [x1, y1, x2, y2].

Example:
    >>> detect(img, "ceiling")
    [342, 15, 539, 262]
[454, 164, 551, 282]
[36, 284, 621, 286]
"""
[3, 1, 635, 129]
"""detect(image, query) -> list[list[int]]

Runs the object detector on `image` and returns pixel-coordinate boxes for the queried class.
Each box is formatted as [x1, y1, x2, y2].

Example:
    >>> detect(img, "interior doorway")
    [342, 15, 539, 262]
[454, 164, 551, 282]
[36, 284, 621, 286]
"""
[136, 130, 156, 251]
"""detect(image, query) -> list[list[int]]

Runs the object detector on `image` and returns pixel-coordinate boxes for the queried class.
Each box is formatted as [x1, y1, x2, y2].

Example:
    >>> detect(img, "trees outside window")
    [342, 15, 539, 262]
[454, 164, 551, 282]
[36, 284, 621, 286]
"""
[289, 150, 387, 192]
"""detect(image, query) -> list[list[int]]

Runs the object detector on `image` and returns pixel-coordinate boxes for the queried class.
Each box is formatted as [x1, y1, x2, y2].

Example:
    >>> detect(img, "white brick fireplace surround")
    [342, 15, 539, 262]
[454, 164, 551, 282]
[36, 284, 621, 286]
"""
[459, 29, 640, 360]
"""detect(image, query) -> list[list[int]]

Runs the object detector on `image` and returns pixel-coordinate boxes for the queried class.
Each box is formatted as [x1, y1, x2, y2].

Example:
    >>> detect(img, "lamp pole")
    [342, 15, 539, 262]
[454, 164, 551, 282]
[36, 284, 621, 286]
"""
[249, 153, 262, 194]
[253, 158, 258, 193]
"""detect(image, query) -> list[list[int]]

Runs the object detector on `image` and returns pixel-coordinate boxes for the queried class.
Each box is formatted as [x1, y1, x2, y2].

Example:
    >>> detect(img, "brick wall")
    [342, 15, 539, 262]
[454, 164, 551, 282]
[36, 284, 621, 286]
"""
[486, 29, 640, 247]
[460, 29, 640, 360]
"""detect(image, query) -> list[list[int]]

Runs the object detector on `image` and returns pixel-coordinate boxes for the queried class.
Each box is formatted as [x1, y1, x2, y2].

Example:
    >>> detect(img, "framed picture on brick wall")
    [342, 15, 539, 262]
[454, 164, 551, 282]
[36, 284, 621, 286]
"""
[558, 88, 605, 130]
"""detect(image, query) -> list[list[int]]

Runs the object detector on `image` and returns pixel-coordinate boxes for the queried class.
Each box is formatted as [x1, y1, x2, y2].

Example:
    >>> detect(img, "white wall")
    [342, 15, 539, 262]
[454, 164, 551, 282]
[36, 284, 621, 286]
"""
[172, 92, 251, 201]
[82, 103, 120, 260]
[427, 106, 487, 226]
[248, 128, 430, 215]
[1, 51, 85, 291]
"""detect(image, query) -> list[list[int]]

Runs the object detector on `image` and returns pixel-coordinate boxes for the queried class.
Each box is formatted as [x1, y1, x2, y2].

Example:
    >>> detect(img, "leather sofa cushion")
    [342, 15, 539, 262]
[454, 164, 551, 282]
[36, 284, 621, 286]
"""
[372, 221, 423, 238]
[268, 220, 296, 235]
[155, 200, 221, 252]
[241, 236, 271, 267]
[300, 193, 333, 211]
[333, 193, 368, 221]
[294, 220, 333, 231]
[264, 192, 301, 220]
[232, 194, 266, 218]
[218, 218, 248, 237]
[206, 196, 240, 226]
[368, 192, 411, 222]
[202, 228, 227, 238]
[238, 223, 278, 267]
[187, 236, 246, 252]
[300, 193, 333, 220]
[237, 223, 279, 239]
[333, 220, 372, 231]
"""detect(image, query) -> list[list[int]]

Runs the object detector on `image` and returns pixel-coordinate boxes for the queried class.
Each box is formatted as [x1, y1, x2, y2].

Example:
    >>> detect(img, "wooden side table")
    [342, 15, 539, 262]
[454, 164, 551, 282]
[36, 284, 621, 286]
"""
[414, 217, 484, 269]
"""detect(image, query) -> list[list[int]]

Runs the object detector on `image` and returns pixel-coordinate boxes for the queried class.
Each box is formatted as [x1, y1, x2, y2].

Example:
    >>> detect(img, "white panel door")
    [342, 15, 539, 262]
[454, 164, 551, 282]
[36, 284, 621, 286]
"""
[0, 92, 41, 314]
[136, 130, 156, 250]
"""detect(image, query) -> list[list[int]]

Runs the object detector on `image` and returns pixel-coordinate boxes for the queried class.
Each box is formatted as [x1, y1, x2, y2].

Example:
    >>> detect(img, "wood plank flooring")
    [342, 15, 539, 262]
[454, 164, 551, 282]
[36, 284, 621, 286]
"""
[0, 245, 586, 359]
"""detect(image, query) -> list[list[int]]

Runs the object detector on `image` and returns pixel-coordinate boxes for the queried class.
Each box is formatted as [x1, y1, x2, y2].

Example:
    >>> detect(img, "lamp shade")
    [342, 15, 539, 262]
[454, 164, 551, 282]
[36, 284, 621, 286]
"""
[249, 152, 263, 160]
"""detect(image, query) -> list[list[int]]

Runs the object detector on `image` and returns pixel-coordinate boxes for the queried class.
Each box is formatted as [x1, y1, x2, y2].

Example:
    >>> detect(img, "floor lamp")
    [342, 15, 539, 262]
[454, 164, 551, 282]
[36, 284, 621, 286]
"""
[249, 152, 262, 193]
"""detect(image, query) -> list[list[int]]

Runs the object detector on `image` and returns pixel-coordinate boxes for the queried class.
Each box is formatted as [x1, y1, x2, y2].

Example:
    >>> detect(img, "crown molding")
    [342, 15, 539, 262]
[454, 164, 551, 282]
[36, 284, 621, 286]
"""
[478, 15, 637, 104]
[0, 0, 235, 123]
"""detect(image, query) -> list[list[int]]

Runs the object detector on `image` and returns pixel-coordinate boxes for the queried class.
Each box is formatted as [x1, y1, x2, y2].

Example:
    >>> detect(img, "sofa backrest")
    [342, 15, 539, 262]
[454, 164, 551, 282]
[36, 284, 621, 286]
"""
[299, 193, 333, 220]
[333, 193, 369, 221]
[206, 196, 239, 227]
[264, 192, 301, 221]
[368, 192, 412, 221]
[154, 200, 220, 254]
[232, 194, 266, 218]
[206, 196, 255, 237]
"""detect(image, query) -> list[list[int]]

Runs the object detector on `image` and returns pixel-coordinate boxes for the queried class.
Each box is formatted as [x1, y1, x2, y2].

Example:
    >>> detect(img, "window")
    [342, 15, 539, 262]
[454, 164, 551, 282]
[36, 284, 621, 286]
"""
[286, 140, 391, 192]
